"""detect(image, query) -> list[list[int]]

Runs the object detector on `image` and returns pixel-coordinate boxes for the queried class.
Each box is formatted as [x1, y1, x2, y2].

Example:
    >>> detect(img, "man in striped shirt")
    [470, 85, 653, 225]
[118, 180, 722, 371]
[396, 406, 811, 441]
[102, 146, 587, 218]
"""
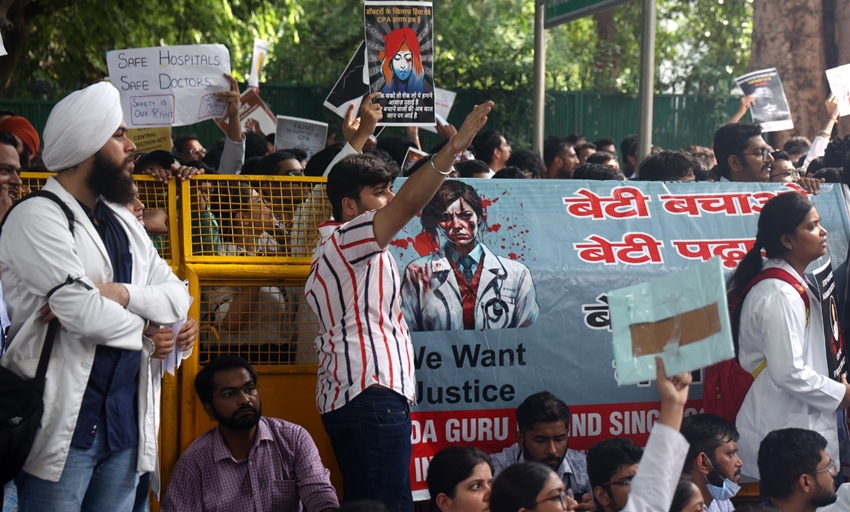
[306, 98, 494, 511]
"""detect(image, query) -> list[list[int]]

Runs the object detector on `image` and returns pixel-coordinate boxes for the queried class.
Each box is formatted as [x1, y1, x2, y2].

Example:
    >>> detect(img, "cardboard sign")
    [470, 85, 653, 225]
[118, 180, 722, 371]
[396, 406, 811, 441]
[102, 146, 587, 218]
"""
[127, 127, 172, 153]
[608, 257, 734, 385]
[735, 68, 794, 132]
[324, 42, 370, 119]
[421, 88, 457, 133]
[364, 1, 435, 126]
[826, 64, 850, 118]
[106, 44, 231, 128]
[274, 115, 328, 159]
[248, 38, 269, 88]
[401, 146, 428, 174]
[215, 88, 277, 136]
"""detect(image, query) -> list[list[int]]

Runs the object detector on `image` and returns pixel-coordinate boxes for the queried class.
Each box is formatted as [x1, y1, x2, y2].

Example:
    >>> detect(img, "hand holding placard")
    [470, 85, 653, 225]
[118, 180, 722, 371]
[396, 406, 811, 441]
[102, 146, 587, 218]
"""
[106, 44, 231, 128]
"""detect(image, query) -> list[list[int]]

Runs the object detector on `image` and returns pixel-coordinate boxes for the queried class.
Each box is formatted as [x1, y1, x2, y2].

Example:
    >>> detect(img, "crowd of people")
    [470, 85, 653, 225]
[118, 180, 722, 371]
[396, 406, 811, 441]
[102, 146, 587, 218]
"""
[0, 71, 849, 512]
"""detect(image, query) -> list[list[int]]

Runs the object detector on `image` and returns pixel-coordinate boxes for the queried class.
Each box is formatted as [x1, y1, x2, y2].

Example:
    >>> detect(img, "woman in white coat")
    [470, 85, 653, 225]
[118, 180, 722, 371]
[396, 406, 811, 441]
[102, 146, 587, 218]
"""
[732, 192, 850, 480]
[401, 180, 538, 331]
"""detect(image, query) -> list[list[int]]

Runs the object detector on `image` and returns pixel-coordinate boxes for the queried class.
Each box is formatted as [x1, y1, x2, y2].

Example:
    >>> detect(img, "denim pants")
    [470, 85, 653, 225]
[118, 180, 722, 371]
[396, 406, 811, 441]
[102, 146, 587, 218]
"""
[321, 387, 414, 512]
[15, 428, 139, 512]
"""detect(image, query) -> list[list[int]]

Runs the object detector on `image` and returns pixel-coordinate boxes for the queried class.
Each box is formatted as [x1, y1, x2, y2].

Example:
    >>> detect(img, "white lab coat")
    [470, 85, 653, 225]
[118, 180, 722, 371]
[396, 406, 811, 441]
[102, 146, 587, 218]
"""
[735, 259, 845, 479]
[400, 243, 538, 331]
[623, 423, 689, 512]
[0, 177, 189, 492]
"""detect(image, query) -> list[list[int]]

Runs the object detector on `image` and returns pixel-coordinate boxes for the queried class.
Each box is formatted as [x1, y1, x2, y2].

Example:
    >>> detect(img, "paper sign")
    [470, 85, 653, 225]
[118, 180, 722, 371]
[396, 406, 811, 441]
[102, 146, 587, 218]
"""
[162, 296, 194, 376]
[421, 88, 457, 133]
[215, 88, 277, 136]
[274, 115, 329, 159]
[826, 64, 850, 118]
[735, 68, 794, 132]
[608, 257, 734, 385]
[324, 42, 370, 119]
[248, 39, 269, 88]
[127, 127, 172, 153]
[401, 146, 428, 174]
[0, 32, 7, 57]
[364, 1, 436, 126]
[106, 44, 231, 128]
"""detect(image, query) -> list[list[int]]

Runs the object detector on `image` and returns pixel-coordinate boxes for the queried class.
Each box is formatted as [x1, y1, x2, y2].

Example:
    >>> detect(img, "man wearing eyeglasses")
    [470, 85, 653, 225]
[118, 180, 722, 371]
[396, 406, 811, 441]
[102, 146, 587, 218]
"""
[680, 414, 743, 512]
[161, 355, 339, 512]
[713, 122, 822, 193]
[769, 151, 799, 183]
[586, 438, 643, 512]
[757, 428, 839, 512]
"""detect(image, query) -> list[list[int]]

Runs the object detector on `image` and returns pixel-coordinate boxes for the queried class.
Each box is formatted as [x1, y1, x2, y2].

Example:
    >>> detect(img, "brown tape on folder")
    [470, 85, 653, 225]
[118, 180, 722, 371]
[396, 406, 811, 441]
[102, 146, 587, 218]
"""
[630, 302, 721, 357]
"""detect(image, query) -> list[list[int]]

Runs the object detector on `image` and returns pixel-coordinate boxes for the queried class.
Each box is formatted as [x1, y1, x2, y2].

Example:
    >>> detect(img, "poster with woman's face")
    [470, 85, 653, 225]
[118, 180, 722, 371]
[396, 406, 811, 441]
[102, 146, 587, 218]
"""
[364, 1, 435, 126]
[735, 68, 794, 132]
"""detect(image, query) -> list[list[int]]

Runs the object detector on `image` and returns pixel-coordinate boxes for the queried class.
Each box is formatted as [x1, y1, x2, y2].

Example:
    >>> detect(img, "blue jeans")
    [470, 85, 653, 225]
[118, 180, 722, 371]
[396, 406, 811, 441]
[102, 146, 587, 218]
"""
[15, 428, 139, 512]
[321, 387, 414, 512]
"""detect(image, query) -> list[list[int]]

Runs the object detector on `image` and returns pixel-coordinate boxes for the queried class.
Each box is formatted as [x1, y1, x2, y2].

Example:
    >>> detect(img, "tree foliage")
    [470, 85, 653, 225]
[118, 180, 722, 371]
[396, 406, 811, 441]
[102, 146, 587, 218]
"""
[1, 0, 752, 105]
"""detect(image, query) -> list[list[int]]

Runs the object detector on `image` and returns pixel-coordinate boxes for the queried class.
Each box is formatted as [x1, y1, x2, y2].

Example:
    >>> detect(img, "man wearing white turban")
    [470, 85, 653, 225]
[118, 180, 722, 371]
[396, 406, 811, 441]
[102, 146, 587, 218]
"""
[0, 81, 191, 512]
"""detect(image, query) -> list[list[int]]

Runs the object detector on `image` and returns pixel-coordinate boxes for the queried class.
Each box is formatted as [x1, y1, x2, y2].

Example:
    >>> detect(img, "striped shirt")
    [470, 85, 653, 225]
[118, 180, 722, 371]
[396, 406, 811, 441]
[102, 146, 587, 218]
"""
[306, 210, 415, 413]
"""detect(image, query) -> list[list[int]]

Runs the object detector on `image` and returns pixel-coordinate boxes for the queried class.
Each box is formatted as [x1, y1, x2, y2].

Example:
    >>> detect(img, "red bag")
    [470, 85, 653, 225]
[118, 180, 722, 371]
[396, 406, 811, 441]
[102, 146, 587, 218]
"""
[703, 268, 809, 424]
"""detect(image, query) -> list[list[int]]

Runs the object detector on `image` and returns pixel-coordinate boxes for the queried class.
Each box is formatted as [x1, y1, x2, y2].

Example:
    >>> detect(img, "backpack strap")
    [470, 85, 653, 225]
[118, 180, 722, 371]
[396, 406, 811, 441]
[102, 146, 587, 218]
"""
[0, 189, 75, 237]
[730, 267, 811, 377]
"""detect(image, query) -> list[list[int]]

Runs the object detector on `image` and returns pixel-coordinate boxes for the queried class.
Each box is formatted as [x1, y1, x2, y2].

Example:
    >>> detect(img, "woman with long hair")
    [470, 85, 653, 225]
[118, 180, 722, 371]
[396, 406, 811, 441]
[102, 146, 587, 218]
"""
[379, 28, 426, 93]
[427, 447, 493, 512]
[733, 192, 850, 480]
[490, 462, 578, 512]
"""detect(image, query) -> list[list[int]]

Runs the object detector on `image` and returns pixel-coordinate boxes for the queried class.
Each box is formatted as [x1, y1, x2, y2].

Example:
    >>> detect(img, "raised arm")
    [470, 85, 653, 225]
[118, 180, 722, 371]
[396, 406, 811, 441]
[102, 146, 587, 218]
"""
[728, 95, 755, 124]
[372, 101, 494, 249]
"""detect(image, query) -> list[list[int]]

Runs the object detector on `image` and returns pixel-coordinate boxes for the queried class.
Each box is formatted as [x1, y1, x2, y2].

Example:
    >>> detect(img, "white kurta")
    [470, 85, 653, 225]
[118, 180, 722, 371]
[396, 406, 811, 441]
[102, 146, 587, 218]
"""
[736, 259, 845, 479]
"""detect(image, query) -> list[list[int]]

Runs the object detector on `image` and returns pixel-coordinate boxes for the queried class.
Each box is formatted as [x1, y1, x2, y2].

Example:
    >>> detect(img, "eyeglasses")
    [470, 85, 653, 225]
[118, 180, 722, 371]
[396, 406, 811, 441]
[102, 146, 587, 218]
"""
[601, 476, 633, 488]
[188, 147, 208, 158]
[283, 169, 304, 176]
[741, 148, 772, 162]
[535, 489, 574, 510]
[811, 459, 839, 477]
[214, 383, 259, 401]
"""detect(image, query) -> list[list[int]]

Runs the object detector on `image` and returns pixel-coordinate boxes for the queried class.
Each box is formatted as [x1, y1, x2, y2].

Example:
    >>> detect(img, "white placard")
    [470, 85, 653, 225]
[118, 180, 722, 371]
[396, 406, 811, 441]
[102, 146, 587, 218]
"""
[0, 32, 7, 57]
[826, 64, 850, 118]
[106, 44, 231, 128]
[248, 39, 269, 88]
[274, 115, 329, 159]
[421, 88, 457, 133]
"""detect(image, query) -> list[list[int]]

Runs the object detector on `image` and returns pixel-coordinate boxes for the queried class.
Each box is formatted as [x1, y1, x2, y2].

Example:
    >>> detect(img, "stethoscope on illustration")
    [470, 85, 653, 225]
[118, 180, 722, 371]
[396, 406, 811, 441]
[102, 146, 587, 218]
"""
[479, 261, 510, 329]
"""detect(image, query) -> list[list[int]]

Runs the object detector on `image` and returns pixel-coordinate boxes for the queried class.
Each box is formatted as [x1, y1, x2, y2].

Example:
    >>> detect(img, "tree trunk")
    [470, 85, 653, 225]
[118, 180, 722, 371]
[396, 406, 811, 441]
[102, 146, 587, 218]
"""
[750, 0, 828, 149]
[0, 0, 30, 93]
[593, 9, 620, 91]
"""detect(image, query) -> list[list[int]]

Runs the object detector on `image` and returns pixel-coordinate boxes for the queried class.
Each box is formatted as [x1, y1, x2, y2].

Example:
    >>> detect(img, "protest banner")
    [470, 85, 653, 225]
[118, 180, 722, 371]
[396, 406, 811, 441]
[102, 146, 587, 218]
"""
[735, 68, 794, 132]
[248, 38, 269, 89]
[826, 64, 850, 118]
[127, 126, 172, 153]
[609, 257, 734, 385]
[214, 88, 276, 136]
[324, 42, 370, 119]
[106, 44, 231, 128]
[387, 179, 850, 498]
[401, 146, 428, 174]
[274, 115, 328, 159]
[421, 87, 456, 134]
[364, 1, 435, 126]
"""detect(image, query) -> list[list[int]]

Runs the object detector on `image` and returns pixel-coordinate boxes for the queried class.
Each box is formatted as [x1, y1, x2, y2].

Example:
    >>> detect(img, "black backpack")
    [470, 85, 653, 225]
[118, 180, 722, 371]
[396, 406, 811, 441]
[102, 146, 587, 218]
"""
[0, 190, 74, 486]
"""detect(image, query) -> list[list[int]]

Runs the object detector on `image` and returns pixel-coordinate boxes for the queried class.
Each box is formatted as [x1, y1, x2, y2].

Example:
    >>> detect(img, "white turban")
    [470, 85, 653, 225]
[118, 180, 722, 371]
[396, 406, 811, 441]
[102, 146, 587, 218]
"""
[42, 82, 123, 171]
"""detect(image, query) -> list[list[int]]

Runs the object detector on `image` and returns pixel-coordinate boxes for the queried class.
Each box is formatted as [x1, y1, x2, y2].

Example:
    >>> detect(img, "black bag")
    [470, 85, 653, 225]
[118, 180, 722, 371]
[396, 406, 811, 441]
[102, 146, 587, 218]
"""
[0, 190, 74, 486]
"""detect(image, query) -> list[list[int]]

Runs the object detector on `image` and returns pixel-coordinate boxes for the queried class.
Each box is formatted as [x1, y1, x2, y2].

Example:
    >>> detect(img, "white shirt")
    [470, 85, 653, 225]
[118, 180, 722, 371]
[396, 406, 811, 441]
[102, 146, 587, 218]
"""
[736, 259, 845, 479]
[305, 210, 415, 413]
[623, 423, 690, 512]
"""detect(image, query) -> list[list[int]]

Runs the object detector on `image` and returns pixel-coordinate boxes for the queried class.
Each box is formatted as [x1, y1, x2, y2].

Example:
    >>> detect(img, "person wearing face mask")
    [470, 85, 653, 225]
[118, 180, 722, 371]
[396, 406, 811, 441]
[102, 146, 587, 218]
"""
[427, 447, 493, 512]
[400, 180, 538, 331]
[680, 414, 743, 512]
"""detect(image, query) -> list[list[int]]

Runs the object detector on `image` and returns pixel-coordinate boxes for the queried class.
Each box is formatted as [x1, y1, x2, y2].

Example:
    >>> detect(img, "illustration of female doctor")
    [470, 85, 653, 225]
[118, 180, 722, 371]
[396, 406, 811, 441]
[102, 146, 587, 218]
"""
[379, 27, 426, 94]
[401, 181, 539, 331]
